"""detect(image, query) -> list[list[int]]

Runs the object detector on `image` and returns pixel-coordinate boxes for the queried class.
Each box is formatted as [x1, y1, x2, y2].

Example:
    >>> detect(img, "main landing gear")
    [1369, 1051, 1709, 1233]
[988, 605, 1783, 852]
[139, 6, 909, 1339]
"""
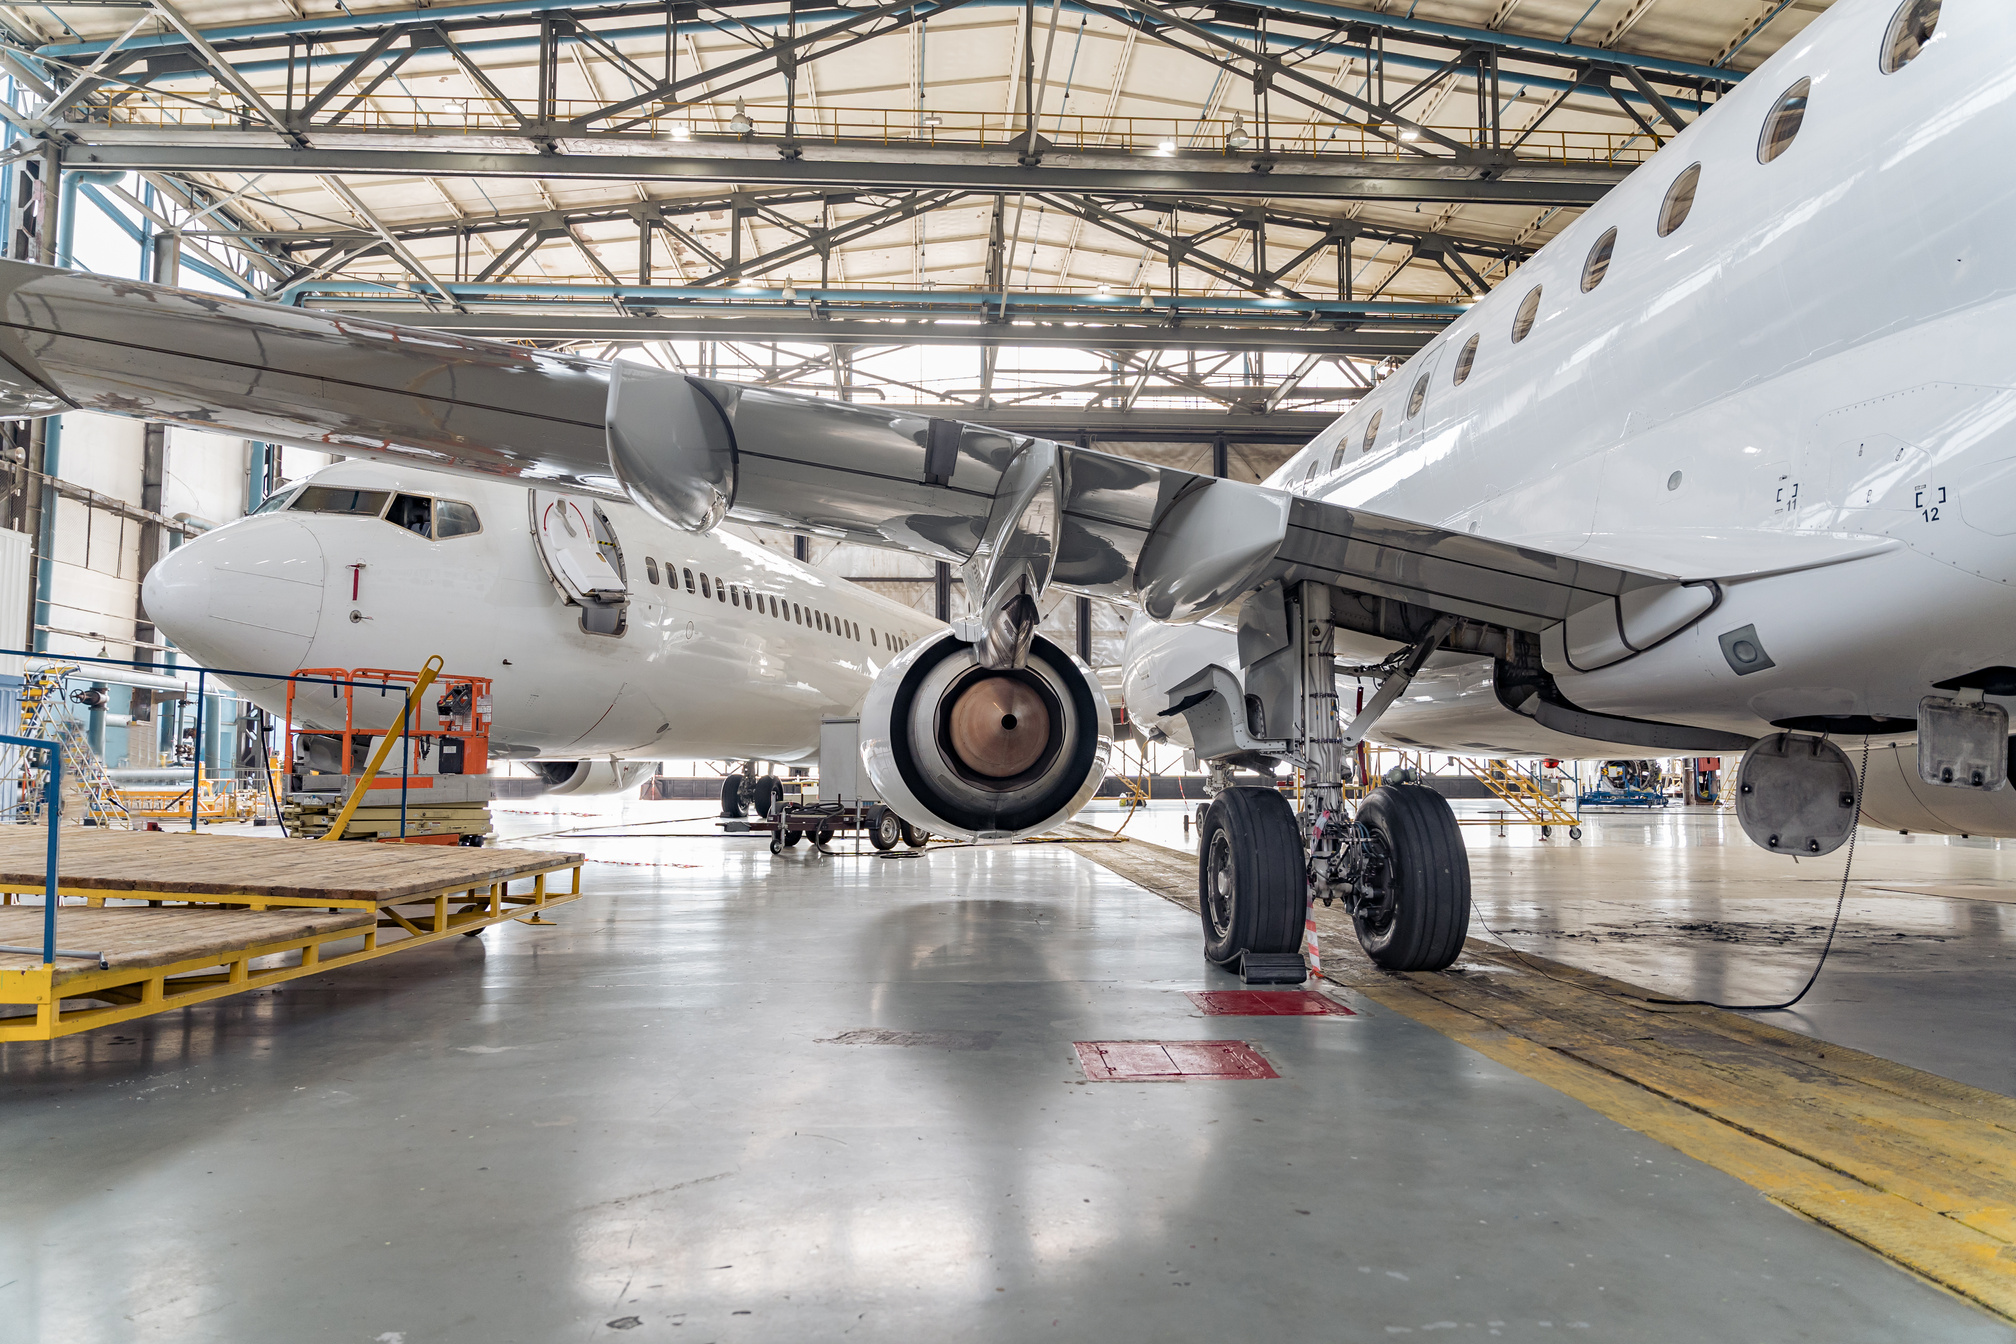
[1185, 583, 1472, 977]
[1199, 782, 1471, 975]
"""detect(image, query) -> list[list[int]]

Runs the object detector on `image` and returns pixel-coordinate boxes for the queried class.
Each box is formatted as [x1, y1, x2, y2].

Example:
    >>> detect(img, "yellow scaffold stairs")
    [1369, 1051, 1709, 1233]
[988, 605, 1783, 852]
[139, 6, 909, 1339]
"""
[1451, 757, 1580, 831]
[18, 665, 129, 829]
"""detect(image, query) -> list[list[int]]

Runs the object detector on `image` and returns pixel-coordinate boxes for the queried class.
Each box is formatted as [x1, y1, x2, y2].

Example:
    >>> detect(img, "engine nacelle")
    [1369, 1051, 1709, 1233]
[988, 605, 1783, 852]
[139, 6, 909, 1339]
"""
[1857, 742, 2016, 837]
[529, 758, 657, 796]
[862, 628, 1113, 841]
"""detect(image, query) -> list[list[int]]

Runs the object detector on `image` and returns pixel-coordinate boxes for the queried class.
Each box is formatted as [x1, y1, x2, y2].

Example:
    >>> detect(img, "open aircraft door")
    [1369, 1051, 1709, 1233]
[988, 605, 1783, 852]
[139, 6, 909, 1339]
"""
[531, 490, 630, 636]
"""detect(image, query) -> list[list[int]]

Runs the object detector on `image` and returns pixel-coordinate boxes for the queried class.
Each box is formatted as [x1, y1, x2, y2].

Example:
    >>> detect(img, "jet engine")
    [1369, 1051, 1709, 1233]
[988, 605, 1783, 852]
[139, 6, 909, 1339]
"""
[861, 628, 1113, 840]
[529, 759, 658, 796]
[1856, 742, 2016, 838]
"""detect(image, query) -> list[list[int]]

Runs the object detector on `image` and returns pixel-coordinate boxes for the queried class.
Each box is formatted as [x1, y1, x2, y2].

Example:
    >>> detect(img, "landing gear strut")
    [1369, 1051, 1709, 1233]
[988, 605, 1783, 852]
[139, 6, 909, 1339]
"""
[1185, 583, 1473, 975]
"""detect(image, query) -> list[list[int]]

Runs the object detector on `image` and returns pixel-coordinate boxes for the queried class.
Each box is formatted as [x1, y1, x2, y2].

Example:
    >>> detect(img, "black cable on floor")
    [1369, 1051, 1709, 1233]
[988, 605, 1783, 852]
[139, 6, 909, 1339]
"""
[1646, 736, 1871, 1014]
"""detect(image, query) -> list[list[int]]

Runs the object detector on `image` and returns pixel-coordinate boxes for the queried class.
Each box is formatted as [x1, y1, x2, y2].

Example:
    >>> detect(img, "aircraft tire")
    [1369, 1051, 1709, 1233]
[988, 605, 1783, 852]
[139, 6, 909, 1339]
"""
[899, 818, 930, 848]
[751, 775, 783, 820]
[1352, 784, 1470, 972]
[868, 805, 903, 851]
[1197, 786, 1304, 966]
[720, 775, 745, 818]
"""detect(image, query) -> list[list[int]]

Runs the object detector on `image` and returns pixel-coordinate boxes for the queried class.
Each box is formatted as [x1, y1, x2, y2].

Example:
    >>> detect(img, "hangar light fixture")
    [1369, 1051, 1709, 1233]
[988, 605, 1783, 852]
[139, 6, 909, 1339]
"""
[1226, 113, 1250, 149]
[922, 113, 943, 127]
[1156, 138, 1177, 155]
[668, 123, 693, 141]
[729, 98, 754, 135]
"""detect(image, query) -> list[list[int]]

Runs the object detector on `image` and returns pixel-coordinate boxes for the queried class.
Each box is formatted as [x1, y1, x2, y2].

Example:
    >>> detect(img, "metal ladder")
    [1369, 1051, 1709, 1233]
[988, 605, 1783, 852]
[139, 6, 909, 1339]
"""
[19, 665, 129, 829]
[1450, 756, 1581, 829]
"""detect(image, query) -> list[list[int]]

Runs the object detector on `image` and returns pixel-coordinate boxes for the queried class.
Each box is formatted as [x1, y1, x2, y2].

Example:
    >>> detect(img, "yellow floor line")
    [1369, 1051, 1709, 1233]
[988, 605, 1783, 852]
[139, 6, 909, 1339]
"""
[1061, 830, 2016, 1321]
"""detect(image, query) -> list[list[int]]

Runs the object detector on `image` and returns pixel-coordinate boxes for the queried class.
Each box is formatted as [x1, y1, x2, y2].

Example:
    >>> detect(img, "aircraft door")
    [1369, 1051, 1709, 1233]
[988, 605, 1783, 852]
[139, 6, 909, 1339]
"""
[531, 490, 630, 636]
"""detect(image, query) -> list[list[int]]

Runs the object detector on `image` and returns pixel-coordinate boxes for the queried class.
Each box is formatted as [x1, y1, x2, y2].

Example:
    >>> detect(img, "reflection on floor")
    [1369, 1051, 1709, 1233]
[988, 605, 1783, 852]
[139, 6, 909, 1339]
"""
[1086, 800, 2016, 1096]
[0, 798, 2009, 1341]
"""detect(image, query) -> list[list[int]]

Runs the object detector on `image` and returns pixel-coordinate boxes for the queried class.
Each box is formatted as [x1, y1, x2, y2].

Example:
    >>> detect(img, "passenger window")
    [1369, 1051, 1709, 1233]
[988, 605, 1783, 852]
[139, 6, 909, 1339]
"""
[386, 494, 432, 537]
[1881, 0, 1940, 73]
[1361, 410, 1383, 452]
[1757, 79, 1809, 163]
[1407, 373, 1429, 418]
[1511, 286, 1543, 343]
[1657, 163, 1701, 237]
[717, 581, 727, 603]
[1452, 334, 1480, 385]
[700, 574, 711, 598]
[1580, 228, 1617, 292]
[435, 500, 481, 538]
[291, 486, 389, 517]
[683, 568, 695, 592]
[645, 557, 660, 585]
[730, 586, 741, 608]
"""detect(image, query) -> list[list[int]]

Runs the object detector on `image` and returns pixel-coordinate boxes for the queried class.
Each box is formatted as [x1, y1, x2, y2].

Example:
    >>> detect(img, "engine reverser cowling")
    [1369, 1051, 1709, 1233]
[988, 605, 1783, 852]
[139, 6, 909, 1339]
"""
[862, 629, 1113, 841]
[530, 759, 658, 796]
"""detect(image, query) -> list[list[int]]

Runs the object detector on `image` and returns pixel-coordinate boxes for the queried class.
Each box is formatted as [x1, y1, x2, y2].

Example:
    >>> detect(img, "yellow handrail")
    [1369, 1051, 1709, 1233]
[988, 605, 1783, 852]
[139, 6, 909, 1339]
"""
[320, 656, 444, 842]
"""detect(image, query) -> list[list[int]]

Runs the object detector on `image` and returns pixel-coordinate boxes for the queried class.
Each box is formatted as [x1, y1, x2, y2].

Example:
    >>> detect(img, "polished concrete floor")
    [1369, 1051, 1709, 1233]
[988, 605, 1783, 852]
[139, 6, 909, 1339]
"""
[3, 801, 2013, 1342]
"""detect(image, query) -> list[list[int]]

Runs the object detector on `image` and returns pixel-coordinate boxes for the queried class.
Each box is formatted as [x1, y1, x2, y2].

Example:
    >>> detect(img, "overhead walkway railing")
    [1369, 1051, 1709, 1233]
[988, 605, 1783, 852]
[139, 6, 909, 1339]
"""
[96, 99, 1663, 166]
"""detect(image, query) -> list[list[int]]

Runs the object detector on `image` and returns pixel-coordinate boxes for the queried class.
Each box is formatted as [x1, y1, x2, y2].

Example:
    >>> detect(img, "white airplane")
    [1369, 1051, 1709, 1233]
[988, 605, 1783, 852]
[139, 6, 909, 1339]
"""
[0, 0, 2002, 976]
[140, 458, 941, 818]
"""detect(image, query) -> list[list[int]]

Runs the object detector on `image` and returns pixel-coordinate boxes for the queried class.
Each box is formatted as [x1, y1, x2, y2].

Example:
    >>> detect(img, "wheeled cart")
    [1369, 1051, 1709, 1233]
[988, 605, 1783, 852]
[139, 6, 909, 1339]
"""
[757, 798, 931, 854]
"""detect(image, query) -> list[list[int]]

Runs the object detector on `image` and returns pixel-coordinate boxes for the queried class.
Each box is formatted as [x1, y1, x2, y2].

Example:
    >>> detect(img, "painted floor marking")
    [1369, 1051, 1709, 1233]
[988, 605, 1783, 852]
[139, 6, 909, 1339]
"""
[1060, 828, 2016, 1322]
[1189, 989, 1355, 1016]
[1074, 1040, 1279, 1081]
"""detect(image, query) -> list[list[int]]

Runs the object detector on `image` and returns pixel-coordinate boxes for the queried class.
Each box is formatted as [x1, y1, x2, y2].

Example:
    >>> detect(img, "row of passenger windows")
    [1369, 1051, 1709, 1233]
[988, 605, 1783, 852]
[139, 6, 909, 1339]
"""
[1318, 0, 1942, 478]
[638, 555, 916, 652]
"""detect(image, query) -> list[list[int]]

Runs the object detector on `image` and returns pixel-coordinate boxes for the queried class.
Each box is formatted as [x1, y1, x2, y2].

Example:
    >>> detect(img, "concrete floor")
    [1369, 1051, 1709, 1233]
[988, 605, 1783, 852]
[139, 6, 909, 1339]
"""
[3, 802, 2013, 1342]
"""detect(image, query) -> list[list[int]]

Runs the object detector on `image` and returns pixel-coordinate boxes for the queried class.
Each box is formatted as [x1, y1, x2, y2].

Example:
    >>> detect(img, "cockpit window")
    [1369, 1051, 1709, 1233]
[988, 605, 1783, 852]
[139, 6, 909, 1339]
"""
[387, 494, 432, 536]
[1881, 0, 1940, 73]
[290, 486, 390, 517]
[251, 486, 299, 516]
[435, 501, 481, 538]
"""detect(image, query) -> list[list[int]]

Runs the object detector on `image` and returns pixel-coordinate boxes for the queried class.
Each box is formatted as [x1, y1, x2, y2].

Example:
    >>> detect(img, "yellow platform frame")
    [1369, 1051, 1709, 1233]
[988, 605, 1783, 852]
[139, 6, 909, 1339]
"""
[0, 861, 583, 1042]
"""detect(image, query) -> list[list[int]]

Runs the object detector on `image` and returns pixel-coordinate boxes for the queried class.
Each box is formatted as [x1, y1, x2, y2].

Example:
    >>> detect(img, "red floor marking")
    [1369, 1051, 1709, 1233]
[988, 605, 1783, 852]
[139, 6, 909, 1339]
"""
[1073, 1040, 1279, 1081]
[1187, 990, 1355, 1017]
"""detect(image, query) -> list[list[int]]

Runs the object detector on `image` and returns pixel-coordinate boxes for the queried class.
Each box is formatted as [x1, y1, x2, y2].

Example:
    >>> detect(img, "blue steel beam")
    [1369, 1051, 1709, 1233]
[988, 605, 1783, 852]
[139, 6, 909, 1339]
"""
[34, 0, 1737, 84]
[76, 18, 1708, 123]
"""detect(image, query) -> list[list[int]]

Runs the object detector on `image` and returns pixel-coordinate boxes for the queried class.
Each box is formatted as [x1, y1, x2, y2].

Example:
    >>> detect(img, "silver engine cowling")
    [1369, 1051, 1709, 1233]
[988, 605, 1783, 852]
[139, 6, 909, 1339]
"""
[1857, 742, 2016, 837]
[529, 759, 658, 796]
[862, 629, 1113, 840]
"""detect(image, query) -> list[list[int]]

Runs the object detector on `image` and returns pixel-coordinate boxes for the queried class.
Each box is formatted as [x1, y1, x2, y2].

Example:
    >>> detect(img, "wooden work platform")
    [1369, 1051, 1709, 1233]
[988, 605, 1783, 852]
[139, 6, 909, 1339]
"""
[0, 828, 578, 910]
[0, 830, 585, 1042]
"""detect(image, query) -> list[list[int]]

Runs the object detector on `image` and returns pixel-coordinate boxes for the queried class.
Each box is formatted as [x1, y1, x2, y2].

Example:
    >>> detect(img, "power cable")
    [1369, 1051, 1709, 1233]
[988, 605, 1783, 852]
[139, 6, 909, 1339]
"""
[1472, 737, 1870, 1015]
[1648, 736, 1869, 1013]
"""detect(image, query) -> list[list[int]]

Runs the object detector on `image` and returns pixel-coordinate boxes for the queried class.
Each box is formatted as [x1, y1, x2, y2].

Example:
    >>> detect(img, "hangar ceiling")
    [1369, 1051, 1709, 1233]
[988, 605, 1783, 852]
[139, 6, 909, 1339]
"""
[0, 0, 1834, 422]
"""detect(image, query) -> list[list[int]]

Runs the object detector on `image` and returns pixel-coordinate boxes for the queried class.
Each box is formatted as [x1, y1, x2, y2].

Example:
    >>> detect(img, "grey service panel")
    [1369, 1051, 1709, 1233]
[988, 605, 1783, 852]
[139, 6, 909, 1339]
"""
[820, 717, 870, 804]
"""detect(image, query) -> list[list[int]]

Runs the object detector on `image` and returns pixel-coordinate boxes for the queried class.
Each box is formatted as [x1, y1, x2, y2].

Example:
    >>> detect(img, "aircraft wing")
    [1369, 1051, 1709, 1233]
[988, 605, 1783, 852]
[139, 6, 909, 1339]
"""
[0, 259, 1697, 667]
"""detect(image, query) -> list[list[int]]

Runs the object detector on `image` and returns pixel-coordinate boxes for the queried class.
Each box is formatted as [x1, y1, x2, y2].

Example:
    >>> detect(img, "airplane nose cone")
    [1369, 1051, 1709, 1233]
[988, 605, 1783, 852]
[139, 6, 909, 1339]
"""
[143, 518, 326, 672]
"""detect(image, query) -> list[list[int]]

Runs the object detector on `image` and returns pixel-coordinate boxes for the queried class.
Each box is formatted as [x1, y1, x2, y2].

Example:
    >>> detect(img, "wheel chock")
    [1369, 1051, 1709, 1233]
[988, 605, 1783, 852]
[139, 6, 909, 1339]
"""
[1238, 951, 1307, 984]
